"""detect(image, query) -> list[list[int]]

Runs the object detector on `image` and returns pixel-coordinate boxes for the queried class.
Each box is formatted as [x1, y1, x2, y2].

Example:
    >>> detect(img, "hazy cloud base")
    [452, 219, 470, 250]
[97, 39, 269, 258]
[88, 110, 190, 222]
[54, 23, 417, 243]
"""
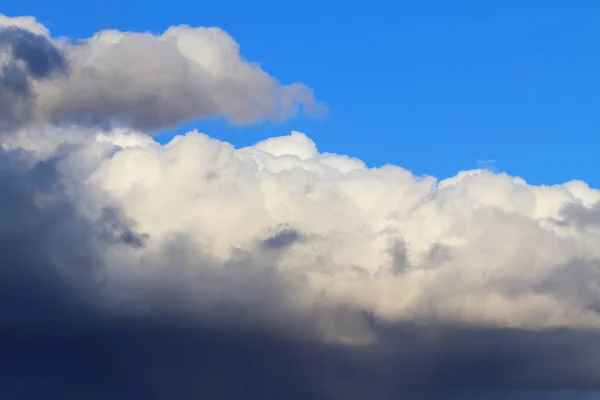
[1, 13, 600, 399]
[2, 320, 600, 399]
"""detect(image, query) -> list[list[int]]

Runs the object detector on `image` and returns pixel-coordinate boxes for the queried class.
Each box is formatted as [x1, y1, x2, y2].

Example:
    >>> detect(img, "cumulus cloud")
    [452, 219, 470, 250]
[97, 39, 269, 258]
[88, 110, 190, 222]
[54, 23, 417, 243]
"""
[0, 13, 600, 399]
[3, 125, 600, 397]
[82, 129, 600, 332]
[0, 14, 320, 132]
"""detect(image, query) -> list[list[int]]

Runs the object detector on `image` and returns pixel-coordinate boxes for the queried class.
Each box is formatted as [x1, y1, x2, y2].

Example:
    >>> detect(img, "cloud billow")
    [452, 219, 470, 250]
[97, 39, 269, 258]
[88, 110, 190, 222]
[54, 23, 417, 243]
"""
[0, 16, 320, 133]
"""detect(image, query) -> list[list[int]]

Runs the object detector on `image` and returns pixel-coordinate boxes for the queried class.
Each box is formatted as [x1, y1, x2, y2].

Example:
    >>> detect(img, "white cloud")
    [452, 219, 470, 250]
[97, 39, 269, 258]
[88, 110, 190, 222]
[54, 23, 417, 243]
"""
[2, 13, 600, 346]
[0, 14, 49, 36]
[0, 14, 321, 132]
[17, 125, 594, 338]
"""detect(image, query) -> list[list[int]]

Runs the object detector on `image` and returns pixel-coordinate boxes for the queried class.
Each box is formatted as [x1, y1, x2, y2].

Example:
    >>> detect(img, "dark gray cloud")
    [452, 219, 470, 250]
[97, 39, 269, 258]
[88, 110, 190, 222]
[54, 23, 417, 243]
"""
[0, 147, 143, 328]
[96, 206, 149, 248]
[0, 26, 68, 130]
[0, 66, 33, 129]
[261, 227, 302, 250]
[0, 26, 68, 78]
[1, 316, 600, 399]
[1, 64, 29, 94]
[1, 149, 598, 398]
[557, 201, 600, 229]
[388, 237, 411, 274]
[1, 146, 599, 398]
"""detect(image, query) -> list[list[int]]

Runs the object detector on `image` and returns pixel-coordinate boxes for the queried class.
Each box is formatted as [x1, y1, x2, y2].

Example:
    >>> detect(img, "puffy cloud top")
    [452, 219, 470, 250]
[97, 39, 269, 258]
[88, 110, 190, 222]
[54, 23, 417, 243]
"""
[5, 119, 600, 337]
[0, 14, 321, 132]
[81, 129, 600, 333]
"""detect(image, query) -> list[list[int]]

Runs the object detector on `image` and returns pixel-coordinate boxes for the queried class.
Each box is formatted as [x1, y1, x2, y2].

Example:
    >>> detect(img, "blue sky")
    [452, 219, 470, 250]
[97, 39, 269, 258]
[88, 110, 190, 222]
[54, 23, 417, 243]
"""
[4, 0, 600, 187]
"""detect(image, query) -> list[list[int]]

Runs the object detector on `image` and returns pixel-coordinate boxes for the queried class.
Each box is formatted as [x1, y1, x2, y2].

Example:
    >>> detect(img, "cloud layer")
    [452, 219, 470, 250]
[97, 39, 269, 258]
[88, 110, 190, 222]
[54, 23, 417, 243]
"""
[1, 13, 600, 399]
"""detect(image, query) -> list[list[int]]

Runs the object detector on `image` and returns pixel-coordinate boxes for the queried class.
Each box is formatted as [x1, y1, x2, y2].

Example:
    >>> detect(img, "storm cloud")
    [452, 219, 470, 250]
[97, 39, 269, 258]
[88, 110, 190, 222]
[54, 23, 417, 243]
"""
[0, 13, 600, 400]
